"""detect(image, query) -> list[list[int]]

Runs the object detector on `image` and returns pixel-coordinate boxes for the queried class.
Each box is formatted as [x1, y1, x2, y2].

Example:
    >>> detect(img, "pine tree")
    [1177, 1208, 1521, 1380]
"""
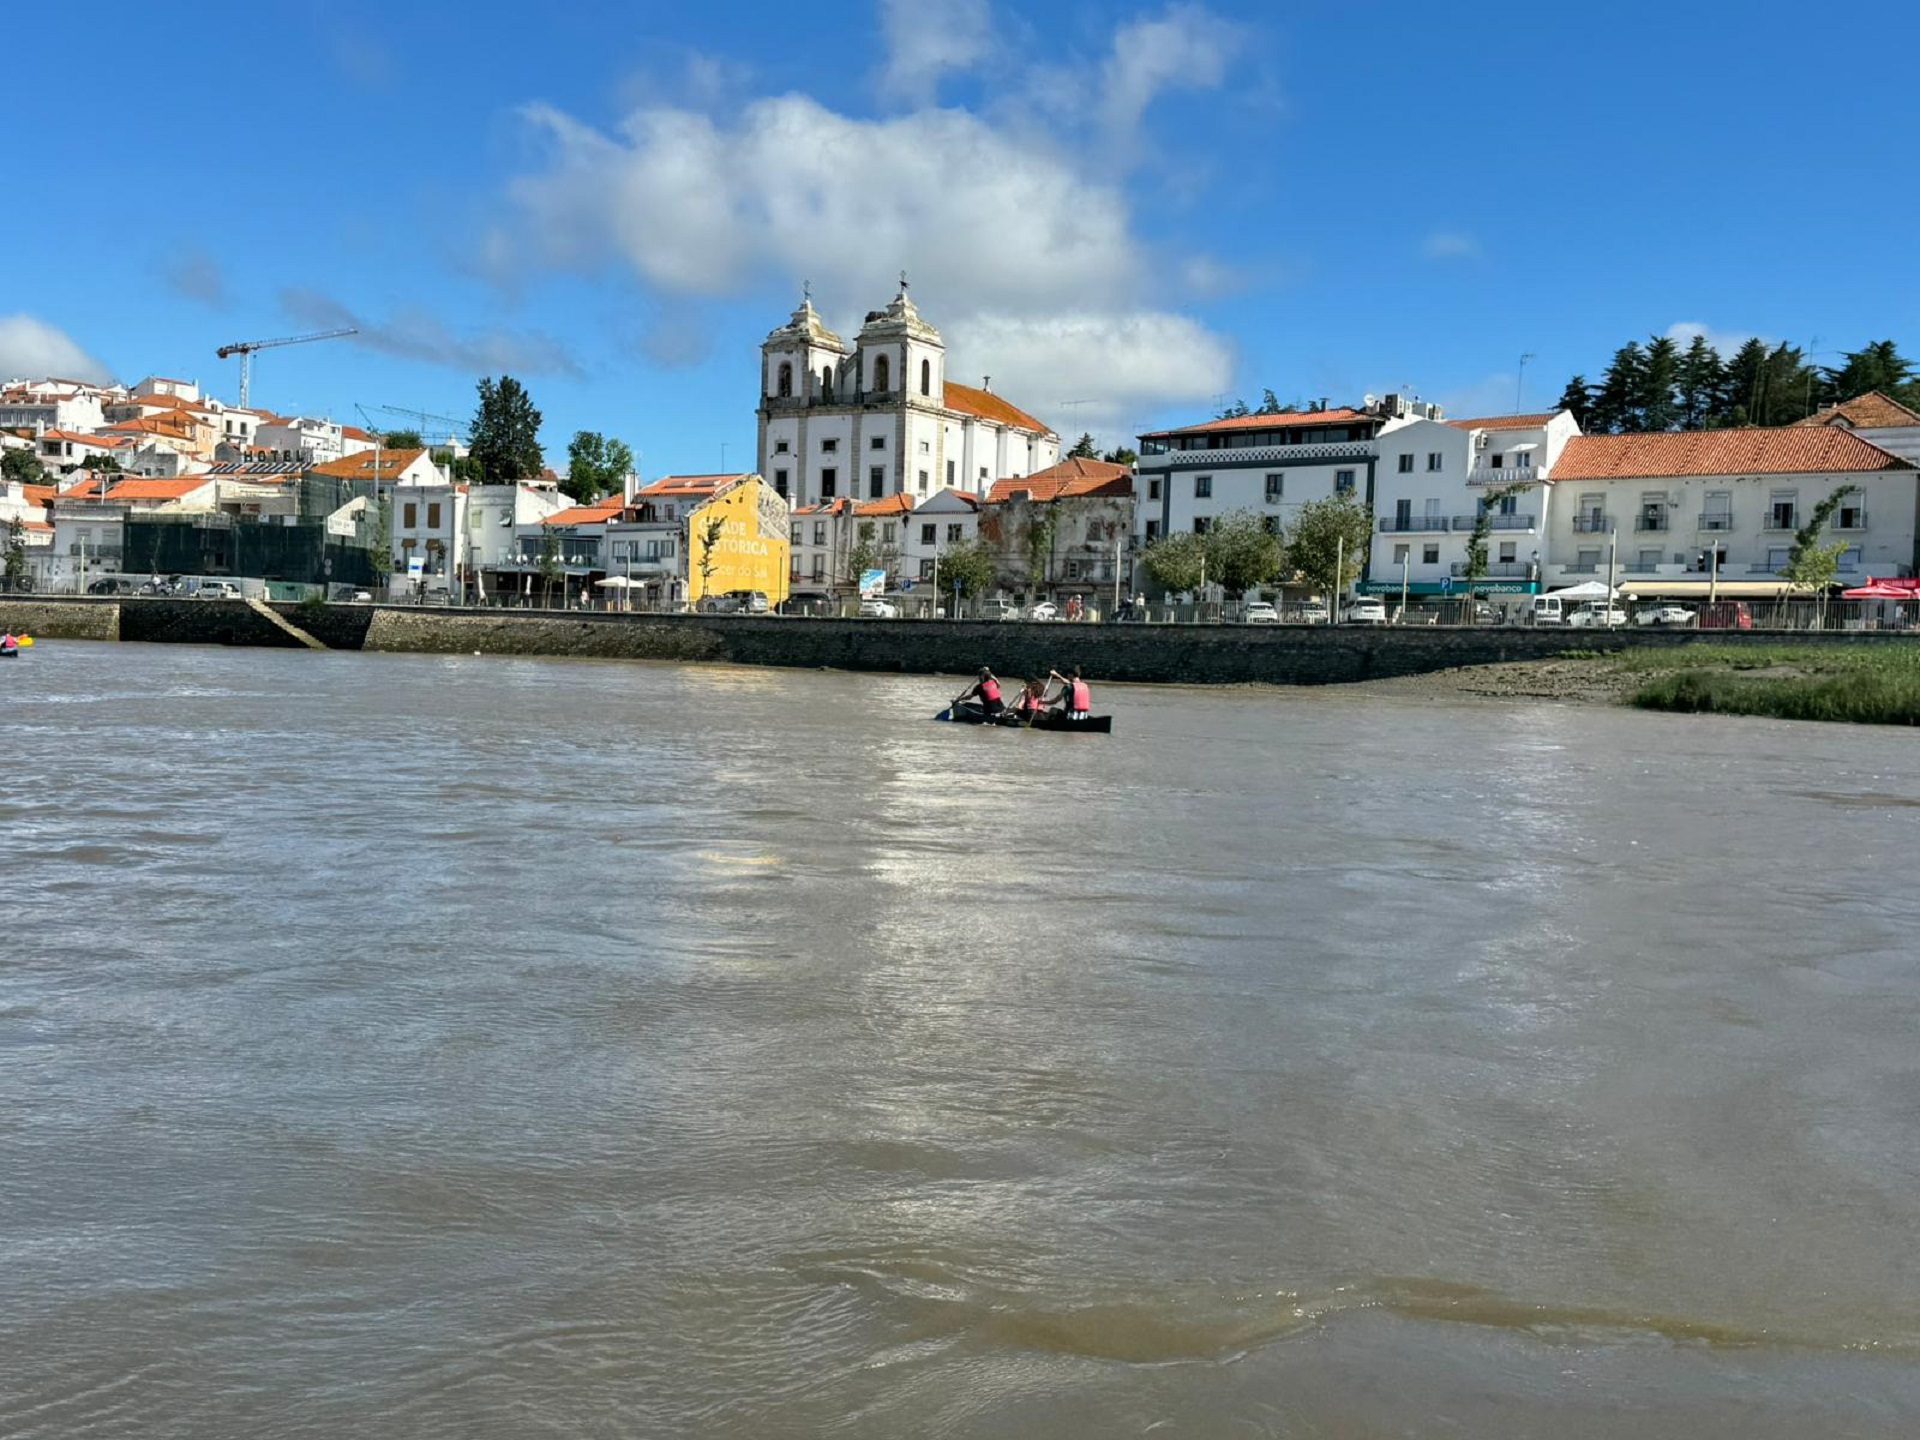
[1590, 343, 1647, 433]
[1067, 432, 1099, 459]
[1762, 343, 1821, 425]
[1555, 375, 1594, 431]
[469, 376, 545, 485]
[1639, 335, 1681, 432]
[1674, 336, 1724, 430]
[1822, 340, 1915, 406]
[1720, 339, 1772, 427]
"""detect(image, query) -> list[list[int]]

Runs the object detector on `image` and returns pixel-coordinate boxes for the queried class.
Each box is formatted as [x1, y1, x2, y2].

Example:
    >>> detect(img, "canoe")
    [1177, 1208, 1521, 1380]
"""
[936, 701, 1111, 733]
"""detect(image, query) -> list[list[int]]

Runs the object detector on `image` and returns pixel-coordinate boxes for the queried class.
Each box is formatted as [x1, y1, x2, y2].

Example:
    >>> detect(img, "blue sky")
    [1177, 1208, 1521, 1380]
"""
[10, 0, 1916, 471]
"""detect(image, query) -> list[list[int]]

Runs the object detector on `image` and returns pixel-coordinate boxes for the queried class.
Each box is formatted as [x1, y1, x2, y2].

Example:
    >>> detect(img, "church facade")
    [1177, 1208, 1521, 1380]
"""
[755, 283, 1059, 511]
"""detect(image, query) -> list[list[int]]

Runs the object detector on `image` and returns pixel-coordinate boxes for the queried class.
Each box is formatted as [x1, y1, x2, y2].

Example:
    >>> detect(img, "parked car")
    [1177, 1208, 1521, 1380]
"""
[1297, 599, 1330, 624]
[987, 598, 1023, 621]
[858, 598, 899, 618]
[351, 590, 373, 603]
[194, 581, 242, 600]
[1028, 601, 1059, 621]
[1699, 601, 1754, 630]
[1634, 604, 1696, 627]
[1567, 602, 1628, 628]
[1340, 596, 1388, 625]
[87, 578, 138, 595]
[1243, 601, 1278, 625]
[1470, 600, 1502, 624]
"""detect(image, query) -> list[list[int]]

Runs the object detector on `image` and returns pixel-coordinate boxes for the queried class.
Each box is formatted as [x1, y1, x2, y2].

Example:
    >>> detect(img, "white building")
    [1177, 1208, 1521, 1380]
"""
[36, 429, 135, 474]
[1794, 391, 1920, 464]
[255, 413, 345, 464]
[1364, 409, 1580, 602]
[902, 488, 982, 585]
[465, 481, 569, 579]
[756, 283, 1058, 510]
[1135, 403, 1394, 555]
[0, 379, 112, 434]
[1542, 428, 1920, 596]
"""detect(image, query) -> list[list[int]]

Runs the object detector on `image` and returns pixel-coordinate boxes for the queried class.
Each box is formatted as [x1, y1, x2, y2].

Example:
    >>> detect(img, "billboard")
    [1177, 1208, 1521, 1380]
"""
[859, 568, 887, 598]
[685, 475, 791, 605]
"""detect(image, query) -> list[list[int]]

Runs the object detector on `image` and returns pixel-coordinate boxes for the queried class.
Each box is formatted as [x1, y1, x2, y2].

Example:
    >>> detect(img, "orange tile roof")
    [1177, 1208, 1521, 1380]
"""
[541, 498, 625, 527]
[852, 493, 916, 517]
[636, 472, 747, 497]
[340, 425, 376, 442]
[102, 477, 213, 502]
[1141, 407, 1372, 439]
[309, 448, 431, 481]
[39, 428, 130, 446]
[1552, 428, 1916, 481]
[23, 484, 56, 507]
[987, 456, 1133, 503]
[21, 518, 52, 532]
[1795, 391, 1920, 430]
[944, 381, 1051, 435]
[1446, 412, 1559, 431]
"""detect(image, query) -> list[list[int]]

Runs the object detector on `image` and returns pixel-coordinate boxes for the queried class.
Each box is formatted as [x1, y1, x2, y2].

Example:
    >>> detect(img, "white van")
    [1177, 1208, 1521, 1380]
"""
[1530, 595, 1566, 625]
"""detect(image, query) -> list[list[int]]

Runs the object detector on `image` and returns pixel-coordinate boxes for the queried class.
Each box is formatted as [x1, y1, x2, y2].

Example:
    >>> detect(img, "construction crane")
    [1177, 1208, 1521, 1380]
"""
[361, 402, 468, 444]
[215, 328, 358, 408]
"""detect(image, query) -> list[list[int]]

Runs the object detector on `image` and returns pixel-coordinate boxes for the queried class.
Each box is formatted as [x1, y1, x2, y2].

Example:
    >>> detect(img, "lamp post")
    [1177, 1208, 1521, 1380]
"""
[1399, 551, 1410, 624]
[1607, 527, 1619, 626]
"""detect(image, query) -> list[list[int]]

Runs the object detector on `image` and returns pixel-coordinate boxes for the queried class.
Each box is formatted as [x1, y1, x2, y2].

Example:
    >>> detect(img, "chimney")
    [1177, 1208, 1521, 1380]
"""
[982, 376, 991, 391]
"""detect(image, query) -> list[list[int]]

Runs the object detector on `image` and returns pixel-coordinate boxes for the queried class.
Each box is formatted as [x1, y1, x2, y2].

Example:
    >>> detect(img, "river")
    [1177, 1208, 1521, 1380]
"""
[4, 642, 1919, 1437]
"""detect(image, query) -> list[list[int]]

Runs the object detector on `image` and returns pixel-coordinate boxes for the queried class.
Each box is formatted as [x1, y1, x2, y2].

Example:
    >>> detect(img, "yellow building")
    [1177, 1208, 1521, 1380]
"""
[677, 473, 791, 605]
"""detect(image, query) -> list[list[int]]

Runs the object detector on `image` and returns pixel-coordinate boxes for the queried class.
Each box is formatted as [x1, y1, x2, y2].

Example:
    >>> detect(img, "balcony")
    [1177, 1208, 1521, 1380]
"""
[67, 543, 124, 559]
[1835, 512, 1869, 531]
[1696, 512, 1735, 531]
[1762, 513, 1798, 532]
[1571, 514, 1613, 533]
[1449, 561, 1535, 578]
[1378, 515, 1451, 533]
[1633, 514, 1670, 533]
[1465, 466, 1542, 487]
[1451, 513, 1537, 531]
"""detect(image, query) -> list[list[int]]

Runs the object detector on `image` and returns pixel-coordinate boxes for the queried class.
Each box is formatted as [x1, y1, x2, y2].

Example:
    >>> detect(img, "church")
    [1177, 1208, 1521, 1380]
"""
[755, 281, 1060, 510]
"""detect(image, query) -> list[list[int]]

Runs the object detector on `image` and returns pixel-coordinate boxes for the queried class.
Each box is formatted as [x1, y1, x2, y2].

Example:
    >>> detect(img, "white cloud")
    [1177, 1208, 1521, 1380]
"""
[1435, 371, 1531, 420]
[159, 246, 226, 307]
[281, 288, 582, 378]
[0, 315, 112, 383]
[1666, 320, 1767, 355]
[495, 7, 1250, 427]
[877, 0, 992, 102]
[1422, 230, 1480, 260]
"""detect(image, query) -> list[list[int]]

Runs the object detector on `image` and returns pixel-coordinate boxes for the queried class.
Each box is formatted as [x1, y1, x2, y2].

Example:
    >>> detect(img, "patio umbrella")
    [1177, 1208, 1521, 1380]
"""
[596, 575, 637, 588]
[1549, 580, 1617, 600]
[1842, 577, 1920, 599]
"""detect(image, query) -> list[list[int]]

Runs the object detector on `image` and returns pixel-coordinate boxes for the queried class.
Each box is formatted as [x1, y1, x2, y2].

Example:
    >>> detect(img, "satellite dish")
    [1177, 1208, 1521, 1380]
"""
[1363, 394, 1377, 408]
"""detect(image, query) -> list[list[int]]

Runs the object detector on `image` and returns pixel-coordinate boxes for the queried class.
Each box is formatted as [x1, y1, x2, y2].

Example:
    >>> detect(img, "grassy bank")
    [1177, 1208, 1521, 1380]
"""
[1614, 643, 1920, 725]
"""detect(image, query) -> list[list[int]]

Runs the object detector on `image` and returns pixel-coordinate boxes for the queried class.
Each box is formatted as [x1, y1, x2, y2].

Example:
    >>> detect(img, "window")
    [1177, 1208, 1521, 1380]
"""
[822, 437, 839, 453]
[1576, 548, 1601, 570]
[947, 523, 964, 543]
[1701, 490, 1732, 528]
[403, 502, 417, 527]
[427, 502, 441, 528]
[920, 357, 931, 395]
[1637, 548, 1662, 570]
[790, 523, 801, 546]
[820, 467, 836, 498]
[1193, 516, 1212, 535]
[1423, 544, 1439, 564]
[1516, 450, 1533, 468]
[978, 466, 988, 482]
[1147, 478, 1161, 500]
[777, 363, 792, 398]
[918, 439, 931, 455]
[774, 439, 790, 454]
[812, 557, 825, 580]
[1260, 515, 1279, 536]
[820, 368, 833, 401]
[1194, 475, 1212, 498]
[869, 466, 885, 499]
[812, 522, 826, 546]
[1426, 452, 1443, 471]
[1838, 497, 1867, 529]
[1335, 469, 1356, 496]
[869, 436, 885, 450]
[873, 355, 890, 392]
[918, 469, 929, 494]
[1769, 493, 1797, 529]
[1766, 545, 1791, 570]
[882, 522, 896, 544]
[1264, 472, 1283, 501]
[1840, 545, 1864, 570]
[946, 460, 955, 486]
[1499, 542, 1516, 563]
[1393, 543, 1410, 565]
[918, 558, 933, 579]
[1397, 453, 1414, 473]
[1145, 519, 1160, 542]
[921, 523, 936, 544]
[774, 468, 788, 497]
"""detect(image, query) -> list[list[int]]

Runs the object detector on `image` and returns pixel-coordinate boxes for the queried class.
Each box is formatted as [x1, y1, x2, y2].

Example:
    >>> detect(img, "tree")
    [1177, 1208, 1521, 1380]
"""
[1202, 510, 1285, 597]
[1639, 334, 1681, 432]
[1823, 340, 1916, 408]
[564, 430, 635, 504]
[1287, 494, 1372, 598]
[1719, 337, 1772, 427]
[536, 530, 562, 606]
[1589, 342, 1646, 433]
[1214, 397, 1250, 420]
[1674, 336, 1724, 431]
[89, 455, 122, 474]
[366, 498, 392, 583]
[2, 448, 46, 485]
[1555, 375, 1593, 431]
[1256, 389, 1284, 414]
[449, 455, 484, 484]
[846, 520, 882, 585]
[1778, 485, 1858, 598]
[695, 514, 725, 598]
[1141, 530, 1206, 594]
[1102, 446, 1138, 467]
[1458, 482, 1531, 602]
[4, 514, 29, 590]
[937, 537, 997, 598]
[468, 375, 544, 485]
[383, 430, 423, 449]
[1067, 432, 1099, 459]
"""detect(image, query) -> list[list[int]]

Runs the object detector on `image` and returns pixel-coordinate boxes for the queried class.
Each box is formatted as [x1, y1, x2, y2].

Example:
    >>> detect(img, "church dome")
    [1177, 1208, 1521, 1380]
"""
[764, 295, 845, 351]
[856, 278, 942, 346]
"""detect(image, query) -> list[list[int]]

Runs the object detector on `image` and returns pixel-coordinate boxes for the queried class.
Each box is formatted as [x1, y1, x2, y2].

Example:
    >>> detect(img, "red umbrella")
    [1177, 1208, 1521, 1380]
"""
[1842, 577, 1920, 599]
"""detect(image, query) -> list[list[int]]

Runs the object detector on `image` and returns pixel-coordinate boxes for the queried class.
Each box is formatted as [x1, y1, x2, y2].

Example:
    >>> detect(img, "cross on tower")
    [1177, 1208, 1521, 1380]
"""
[899, 269, 909, 294]
[801, 279, 811, 303]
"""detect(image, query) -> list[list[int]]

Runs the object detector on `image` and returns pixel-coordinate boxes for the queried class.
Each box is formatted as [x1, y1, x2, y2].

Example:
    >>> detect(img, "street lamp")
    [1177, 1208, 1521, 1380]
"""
[1399, 550, 1410, 624]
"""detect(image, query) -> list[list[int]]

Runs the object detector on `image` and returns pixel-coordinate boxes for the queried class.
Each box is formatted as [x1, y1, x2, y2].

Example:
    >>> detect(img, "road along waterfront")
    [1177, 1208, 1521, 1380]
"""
[4, 643, 1920, 1437]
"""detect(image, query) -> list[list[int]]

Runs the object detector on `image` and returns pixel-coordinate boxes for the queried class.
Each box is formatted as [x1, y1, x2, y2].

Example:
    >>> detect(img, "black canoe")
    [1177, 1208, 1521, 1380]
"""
[937, 701, 1112, 733]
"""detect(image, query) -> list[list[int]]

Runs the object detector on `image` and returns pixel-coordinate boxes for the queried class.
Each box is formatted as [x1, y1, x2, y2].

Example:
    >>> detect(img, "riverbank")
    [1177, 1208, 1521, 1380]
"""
[1368, 643, 1920, 724]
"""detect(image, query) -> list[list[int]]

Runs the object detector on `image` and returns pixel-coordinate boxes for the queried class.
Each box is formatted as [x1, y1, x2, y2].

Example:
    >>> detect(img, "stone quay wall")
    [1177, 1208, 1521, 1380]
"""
[1, 597, 1910, 686]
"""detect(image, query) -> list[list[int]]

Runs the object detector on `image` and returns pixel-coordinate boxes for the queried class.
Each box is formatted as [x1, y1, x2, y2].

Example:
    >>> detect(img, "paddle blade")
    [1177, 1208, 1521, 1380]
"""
[934, 707, 953, 722]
